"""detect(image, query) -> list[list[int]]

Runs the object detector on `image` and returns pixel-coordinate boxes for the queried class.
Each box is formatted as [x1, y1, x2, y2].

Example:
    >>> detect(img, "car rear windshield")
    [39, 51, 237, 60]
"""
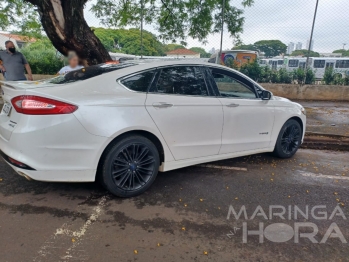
[45, 63, 136, 84]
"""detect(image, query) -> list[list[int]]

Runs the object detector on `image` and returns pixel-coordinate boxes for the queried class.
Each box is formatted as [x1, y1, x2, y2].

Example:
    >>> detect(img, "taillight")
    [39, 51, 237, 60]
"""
[11, 95, 78, 115]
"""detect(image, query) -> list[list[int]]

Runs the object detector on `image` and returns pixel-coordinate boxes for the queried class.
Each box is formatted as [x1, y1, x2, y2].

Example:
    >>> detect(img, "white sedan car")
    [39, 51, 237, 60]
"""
[0, 61, 306, 197]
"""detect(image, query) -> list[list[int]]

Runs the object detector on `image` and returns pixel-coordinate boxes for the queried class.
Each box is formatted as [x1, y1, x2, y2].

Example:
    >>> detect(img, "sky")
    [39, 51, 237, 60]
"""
[0, 0, 340, 54]
[84, 0, 349, 53]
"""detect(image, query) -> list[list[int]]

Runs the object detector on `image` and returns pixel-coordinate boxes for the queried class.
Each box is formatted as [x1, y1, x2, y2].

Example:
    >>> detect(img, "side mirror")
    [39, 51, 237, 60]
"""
[261, 90, 272, 100]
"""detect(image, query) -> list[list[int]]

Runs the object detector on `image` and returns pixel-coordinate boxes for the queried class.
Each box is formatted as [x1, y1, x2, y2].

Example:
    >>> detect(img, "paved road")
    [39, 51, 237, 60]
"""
[1, 149, 349, 262]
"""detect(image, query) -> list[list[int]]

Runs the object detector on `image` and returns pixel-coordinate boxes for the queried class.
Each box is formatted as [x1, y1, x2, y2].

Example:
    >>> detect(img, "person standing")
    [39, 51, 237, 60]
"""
[0, 40, 33, 81]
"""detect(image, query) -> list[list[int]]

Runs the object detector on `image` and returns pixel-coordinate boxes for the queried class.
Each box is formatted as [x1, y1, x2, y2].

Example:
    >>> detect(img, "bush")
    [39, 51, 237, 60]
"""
[333, 74, 344, 85]
[270, 70, 280, 83]
[230, 62, 315, 85]
[21, 38, 64, 75]
[344, 75, 349, 86]
[278, 68, 292, 84]
[322, 67, 348, 85]
[323, 67, 334, 85]
[305, 68, 315, 85]
[259, 66, 272, 83]
[291, 68, 314, 85]
[239, 60, 261, 81]
[293, 68, 305, 85]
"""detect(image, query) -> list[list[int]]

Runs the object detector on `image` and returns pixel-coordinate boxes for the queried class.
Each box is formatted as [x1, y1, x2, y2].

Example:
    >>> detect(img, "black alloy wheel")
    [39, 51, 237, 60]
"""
[280, 124, 301, 155]
[112, 143, 156, 191]
[273, 119, 302, 158]
[100, 135, 160, 197]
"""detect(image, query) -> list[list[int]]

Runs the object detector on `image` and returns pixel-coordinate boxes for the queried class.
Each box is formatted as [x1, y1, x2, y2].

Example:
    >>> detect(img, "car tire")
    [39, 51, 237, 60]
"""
[100, 135, 160, 197]
[273, 119, 302, 159]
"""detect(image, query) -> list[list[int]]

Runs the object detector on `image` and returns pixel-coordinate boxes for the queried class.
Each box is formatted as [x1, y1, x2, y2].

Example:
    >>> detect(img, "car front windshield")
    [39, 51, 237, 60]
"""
[40, 63, 136, 85]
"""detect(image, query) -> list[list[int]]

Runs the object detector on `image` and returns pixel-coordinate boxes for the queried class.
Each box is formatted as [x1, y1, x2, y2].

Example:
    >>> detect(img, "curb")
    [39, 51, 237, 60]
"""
[303, 132, 349, 151]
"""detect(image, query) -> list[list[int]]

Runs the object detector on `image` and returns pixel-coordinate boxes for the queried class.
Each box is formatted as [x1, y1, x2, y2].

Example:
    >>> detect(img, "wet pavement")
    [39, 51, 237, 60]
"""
[1, 149, 349, 262]
[297, 100, 349, 137]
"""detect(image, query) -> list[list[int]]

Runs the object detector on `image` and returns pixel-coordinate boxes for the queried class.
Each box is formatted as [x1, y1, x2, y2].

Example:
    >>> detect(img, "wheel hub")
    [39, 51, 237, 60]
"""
[129, 162, 138, 171]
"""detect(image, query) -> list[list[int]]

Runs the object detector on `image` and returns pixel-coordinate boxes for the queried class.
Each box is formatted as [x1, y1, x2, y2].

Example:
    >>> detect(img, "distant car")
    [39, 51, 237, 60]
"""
[0, 61, 306, 197]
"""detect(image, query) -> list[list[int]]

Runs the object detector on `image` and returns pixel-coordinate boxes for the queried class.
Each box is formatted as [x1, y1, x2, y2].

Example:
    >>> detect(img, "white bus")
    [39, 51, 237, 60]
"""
[259, 59, 269, 67]
[267, 59, 284, 70]
[308, 57, 349, 79]
[285, 57, 307, 72]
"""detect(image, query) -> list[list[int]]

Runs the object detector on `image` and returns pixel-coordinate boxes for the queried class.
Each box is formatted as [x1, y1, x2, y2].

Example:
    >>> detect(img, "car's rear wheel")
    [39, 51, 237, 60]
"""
[100, 135, 160, 197]
[273, 119, 302, 158]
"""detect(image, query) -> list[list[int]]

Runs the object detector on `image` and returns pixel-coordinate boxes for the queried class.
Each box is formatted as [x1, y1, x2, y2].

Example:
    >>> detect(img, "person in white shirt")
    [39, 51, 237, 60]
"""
[58, 51, 84, 75]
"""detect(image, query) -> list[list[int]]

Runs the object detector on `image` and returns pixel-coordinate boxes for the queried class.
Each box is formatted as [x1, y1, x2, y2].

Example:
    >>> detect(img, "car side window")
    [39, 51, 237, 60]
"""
[151, 66, 208, 96]
[121, 70, 155, 92]
[211, 69, 257, 99]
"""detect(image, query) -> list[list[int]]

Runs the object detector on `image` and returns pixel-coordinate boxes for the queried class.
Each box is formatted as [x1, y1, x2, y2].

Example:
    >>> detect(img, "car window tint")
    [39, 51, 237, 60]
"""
[121, 70, 155, 92]
[153, 66, 208, 96]
[211, 70, 256, 99]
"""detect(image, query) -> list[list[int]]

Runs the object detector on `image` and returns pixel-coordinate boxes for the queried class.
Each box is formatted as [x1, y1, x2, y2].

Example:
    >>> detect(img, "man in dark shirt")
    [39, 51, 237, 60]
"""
[0, 40, 33, 81]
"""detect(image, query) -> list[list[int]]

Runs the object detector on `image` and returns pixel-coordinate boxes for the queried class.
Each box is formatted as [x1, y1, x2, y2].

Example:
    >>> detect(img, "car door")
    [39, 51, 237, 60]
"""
[206, 67, 275, 154]
[145, 66, 223, 160]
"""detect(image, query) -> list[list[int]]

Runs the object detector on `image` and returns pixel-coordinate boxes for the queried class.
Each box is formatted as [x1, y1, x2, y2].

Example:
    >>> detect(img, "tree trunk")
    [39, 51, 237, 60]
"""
[26, 0, 111, 65]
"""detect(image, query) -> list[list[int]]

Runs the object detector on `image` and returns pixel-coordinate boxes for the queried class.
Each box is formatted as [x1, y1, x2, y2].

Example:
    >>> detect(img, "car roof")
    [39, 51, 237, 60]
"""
[117, 59, 239, 76]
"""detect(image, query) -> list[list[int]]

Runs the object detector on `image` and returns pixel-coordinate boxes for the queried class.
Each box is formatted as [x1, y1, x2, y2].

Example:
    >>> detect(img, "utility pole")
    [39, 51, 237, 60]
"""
[305, 0, 319, 71]
[140, 0, 144, 59]
[343, 43, 347, 50]
[219, 0, 226, 64]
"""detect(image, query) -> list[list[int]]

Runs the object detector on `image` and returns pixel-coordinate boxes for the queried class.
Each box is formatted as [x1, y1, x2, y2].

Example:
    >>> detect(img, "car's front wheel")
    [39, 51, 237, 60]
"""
[100, 135, 160, 197]
[273, 119, 302, 158]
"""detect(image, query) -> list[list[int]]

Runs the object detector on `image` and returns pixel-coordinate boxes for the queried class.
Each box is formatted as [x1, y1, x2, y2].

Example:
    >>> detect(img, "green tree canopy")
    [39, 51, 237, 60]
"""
[253, 40, 287, 57]
[333, 49, 349, 57]
[1, 0, 254, 64]
[93, 28, 165, 56]
[232, 44, 256, 51]
[291, 49, 320, 57]
[189, 47, 211, 58]
[164, 44, 186, 52]
[233, 40, 286, 57]
[20, 38, 64, 74]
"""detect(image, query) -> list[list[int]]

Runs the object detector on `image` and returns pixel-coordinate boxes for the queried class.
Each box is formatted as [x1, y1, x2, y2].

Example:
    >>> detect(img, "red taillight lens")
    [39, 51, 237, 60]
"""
[11, 96, 78, 115]
[8, 157, 27, 168]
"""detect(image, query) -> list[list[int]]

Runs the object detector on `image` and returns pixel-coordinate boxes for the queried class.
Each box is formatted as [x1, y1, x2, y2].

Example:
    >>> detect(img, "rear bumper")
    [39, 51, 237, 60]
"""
[0, 114, 108, 182]
[4, 161, 96, 182]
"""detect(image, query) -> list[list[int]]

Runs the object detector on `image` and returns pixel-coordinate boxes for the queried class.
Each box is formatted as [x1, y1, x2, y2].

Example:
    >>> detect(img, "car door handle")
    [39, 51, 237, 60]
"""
[226, 103, 239, 108]
[153, 102, 174, 108]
